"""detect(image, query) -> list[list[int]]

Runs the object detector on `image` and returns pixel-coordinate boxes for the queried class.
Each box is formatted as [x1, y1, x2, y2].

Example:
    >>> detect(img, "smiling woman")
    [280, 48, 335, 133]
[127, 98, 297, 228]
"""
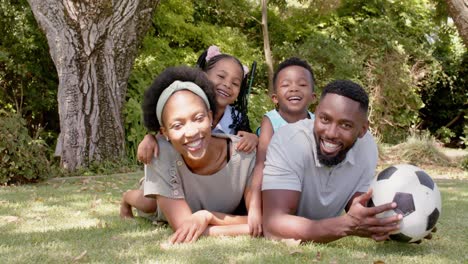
[120, 66, 256, 243]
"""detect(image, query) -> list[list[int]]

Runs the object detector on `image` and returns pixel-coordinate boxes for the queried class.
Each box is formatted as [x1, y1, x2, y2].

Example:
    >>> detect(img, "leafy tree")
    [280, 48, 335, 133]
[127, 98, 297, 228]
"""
[0, 0, 59, 146]
[27, 0, 161, 171]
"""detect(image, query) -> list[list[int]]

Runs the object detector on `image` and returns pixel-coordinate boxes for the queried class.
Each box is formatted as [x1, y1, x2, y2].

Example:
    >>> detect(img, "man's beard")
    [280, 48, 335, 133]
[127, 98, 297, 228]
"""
[315, 136, 356, 167]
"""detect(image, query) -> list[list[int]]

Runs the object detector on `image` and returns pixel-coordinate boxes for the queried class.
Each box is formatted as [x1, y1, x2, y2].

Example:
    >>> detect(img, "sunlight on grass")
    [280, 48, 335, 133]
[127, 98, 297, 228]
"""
[1, 172, 467, 263]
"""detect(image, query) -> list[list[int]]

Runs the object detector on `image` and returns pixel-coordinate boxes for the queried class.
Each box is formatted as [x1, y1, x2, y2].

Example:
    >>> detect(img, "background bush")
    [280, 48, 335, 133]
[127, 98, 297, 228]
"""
[0, 0, 465, 172]
[0, 111, 54, 184]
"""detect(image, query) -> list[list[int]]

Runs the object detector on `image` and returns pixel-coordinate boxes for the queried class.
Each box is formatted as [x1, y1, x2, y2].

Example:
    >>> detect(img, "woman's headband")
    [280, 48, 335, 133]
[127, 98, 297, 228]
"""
[156, 81, 211, 126]
[205, 45, 249, 77]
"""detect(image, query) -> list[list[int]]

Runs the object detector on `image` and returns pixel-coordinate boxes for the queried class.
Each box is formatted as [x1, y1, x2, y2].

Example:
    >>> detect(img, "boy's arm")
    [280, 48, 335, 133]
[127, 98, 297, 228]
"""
[247, 116, 274, 236]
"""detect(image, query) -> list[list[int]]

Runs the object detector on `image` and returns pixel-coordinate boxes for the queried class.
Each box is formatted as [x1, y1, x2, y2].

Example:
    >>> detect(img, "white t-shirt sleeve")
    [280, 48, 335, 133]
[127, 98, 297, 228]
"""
[355, 131, 378, 193]
[262, 128, 303, 192]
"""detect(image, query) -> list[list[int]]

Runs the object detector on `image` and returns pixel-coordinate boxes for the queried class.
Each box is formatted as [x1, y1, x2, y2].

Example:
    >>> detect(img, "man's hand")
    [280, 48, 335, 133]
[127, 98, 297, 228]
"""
[346, 189, 402, 241]
[169, 210, 212, 244]
[236, 131, 258, 153]
[137, 134, 158, 164]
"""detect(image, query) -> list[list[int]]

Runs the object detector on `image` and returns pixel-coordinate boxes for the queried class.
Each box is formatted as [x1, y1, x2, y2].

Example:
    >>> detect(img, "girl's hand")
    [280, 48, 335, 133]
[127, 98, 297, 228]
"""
[169, 210, 212, 244]
[137, 134, 159, 164]
[236, 131, 258, 153]
[248, 207, 262, 237]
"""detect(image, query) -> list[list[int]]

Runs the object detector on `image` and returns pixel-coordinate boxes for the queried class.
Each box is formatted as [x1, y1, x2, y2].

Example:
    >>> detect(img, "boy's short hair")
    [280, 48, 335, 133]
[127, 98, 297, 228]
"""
[320, 80, 369, 115]
[273, 57, 315, 91]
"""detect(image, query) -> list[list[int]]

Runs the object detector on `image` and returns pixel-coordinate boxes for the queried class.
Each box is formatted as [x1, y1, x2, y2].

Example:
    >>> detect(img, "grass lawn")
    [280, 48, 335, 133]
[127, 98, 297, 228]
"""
[1, 166, 467, 263]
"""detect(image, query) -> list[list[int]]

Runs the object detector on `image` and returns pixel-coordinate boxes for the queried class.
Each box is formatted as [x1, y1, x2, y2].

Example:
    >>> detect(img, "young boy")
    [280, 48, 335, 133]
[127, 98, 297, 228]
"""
[247, 57, 316, 236]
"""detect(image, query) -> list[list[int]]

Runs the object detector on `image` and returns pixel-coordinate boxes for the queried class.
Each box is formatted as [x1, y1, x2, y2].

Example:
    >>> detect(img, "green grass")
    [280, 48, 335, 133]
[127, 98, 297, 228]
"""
[1, 171, 467, 263]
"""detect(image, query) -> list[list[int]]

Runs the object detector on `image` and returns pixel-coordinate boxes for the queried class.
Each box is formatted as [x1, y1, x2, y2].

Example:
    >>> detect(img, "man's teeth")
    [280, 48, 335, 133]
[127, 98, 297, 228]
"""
[323, 141, 339, 149]
[288, 96, 301, 101]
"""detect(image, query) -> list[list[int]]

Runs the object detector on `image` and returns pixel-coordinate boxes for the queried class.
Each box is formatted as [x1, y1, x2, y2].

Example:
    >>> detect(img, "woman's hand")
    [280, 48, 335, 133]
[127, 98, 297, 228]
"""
[137, 134, 159, 164]
[236, 131, 258, 153]
[169, 210, 212, 244]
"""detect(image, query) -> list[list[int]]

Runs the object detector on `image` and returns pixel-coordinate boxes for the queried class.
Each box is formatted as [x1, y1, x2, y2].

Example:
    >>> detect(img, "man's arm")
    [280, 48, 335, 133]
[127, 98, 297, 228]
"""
[262, 189, 402, 243]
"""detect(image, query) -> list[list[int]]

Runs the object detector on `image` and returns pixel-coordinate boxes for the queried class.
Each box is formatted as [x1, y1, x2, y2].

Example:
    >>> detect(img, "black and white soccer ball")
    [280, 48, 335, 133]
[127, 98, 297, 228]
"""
[369, 164, 441, 243]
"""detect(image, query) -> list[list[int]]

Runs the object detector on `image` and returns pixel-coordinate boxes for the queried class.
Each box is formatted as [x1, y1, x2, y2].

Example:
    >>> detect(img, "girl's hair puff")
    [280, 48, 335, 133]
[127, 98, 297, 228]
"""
[196, 49, 252, 133]
[142, 66, 217, 132]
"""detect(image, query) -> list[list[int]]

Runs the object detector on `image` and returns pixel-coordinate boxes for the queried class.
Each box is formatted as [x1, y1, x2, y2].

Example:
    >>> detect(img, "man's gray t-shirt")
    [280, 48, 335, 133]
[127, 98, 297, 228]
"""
[143, 133, 256, 221]
[262, 119, 378, 220]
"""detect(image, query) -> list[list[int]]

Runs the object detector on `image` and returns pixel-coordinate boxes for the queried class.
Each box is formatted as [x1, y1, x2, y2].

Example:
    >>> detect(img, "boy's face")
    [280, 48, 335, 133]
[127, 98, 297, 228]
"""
[272, 65, 316, 117]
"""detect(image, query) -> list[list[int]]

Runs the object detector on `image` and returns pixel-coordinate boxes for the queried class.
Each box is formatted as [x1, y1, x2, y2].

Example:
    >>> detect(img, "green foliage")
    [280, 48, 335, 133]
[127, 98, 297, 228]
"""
[0, 0, 59, 150]
[0, 111, 54, 184]
[1, 0, 465, 174]
[248, 86, 275, 131]
[461, 155, 468, 170]
[436, 126, 456, 144]
[125, 0, 264, 160]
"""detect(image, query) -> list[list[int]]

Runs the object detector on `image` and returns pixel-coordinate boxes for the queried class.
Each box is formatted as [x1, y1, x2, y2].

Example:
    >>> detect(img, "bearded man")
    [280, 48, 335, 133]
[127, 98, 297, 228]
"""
[262, 80, 402, 243]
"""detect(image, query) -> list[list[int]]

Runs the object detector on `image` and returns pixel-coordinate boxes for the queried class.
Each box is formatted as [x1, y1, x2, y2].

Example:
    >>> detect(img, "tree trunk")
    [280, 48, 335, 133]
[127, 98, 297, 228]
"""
[27, 0, 160, 171]
[445, 0, 468, 47]
[261, 0, 274, 94]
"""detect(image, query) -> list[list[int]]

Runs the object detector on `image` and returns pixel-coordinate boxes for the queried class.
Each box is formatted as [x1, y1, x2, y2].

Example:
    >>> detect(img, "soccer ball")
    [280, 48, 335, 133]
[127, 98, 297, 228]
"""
[369, 164, 441, 243]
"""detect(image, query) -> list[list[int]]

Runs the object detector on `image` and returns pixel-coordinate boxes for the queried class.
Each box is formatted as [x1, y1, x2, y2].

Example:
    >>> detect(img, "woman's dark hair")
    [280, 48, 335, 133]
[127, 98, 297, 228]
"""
[196, 49, 251, 133]
[142, 66, 217, 132]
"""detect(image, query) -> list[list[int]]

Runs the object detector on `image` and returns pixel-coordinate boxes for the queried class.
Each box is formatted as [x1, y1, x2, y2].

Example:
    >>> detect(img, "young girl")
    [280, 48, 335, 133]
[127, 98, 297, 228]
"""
[122, 66, 256, 244]
[248, 57, 317, 235]
[137, 46, 258, 164]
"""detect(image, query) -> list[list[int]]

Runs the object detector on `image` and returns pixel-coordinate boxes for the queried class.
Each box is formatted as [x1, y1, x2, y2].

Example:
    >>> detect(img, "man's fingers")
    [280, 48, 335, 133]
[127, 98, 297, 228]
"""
[366, 202, 397, 216]
[366, 223, 400, 234]
[372, 233, 390, 242]
[353, 189, 372, 205]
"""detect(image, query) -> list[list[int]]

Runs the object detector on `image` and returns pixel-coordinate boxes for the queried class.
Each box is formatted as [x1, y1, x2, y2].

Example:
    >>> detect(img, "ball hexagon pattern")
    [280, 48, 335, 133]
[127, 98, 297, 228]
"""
[369, 164, 442, 243]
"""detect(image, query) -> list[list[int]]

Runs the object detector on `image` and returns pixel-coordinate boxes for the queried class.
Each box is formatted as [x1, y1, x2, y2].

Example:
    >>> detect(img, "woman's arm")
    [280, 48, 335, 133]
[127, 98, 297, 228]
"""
[156, 195, 249, 243]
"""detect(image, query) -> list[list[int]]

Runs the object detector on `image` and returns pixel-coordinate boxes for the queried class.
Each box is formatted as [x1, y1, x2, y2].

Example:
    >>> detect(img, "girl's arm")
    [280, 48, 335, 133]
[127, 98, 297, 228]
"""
[246, 116, 275, 237]
[236, 131, 258, 153]
[137, 134, 159, 164]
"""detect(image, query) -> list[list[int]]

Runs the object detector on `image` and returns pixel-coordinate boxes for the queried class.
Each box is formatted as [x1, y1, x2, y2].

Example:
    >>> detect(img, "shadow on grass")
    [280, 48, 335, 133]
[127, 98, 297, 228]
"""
[0, 175, 467, 263]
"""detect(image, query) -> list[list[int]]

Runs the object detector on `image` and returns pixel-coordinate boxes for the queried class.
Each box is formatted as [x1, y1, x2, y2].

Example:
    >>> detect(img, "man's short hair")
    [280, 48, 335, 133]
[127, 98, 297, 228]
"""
[321, 80, 369, 115]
